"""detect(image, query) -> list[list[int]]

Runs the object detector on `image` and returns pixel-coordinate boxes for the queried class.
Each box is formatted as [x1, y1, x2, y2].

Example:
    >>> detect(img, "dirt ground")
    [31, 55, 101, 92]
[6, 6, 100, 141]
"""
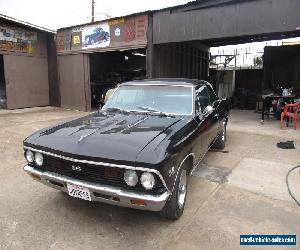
[0, 107, 299, 250]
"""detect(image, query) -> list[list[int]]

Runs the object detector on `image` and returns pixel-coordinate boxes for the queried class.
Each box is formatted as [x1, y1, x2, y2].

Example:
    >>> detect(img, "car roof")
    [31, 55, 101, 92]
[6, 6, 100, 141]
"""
[122, 78, 208, 87]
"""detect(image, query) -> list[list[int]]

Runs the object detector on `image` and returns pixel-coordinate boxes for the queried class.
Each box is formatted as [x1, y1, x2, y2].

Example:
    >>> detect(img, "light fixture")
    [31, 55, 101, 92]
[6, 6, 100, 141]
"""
[140, 172, 155, 190]
[26, 150, 34, 163]
[124, 170, 138, 187]
[35, 152, 44, 166]
[132, 52, 146, 57]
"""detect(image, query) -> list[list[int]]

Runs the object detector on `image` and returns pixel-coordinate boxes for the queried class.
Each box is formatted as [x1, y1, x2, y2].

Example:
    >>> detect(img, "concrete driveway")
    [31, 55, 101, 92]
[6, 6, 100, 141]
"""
[0, 107, 299, 249]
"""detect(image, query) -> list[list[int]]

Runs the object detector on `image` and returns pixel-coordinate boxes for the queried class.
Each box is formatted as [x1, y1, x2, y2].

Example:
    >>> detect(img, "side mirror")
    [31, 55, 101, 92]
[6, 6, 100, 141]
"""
[98, 100, 105, 110]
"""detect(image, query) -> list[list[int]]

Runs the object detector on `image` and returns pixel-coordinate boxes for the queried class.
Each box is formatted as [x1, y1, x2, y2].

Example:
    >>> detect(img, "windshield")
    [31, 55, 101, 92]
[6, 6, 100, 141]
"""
[103, 85, 193, 115]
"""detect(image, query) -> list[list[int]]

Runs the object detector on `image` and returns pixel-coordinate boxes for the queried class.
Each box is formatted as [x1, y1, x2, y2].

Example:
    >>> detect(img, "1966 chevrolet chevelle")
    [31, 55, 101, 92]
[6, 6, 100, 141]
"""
[23, 79, 229, 219]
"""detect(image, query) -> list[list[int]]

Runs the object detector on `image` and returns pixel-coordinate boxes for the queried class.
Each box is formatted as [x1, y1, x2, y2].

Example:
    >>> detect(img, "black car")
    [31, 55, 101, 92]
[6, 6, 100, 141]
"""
[23, 79, 229, 219]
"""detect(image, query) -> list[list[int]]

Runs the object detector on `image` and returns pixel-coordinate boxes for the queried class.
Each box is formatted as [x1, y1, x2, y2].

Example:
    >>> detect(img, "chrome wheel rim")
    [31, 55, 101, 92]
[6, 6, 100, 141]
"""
[222, 128, 226, 141]
[177, 170, 187, 209]
[222, 122, 226, 141]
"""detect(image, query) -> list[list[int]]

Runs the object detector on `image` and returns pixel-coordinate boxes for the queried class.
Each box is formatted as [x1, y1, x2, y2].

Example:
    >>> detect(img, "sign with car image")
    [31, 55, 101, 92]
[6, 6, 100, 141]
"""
[56, 15, 148, 51]
[82, 22, 110, 48]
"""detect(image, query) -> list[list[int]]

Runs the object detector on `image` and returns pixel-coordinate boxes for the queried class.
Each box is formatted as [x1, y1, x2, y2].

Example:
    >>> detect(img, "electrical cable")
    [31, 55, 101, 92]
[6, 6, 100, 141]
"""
[286, 165, 300, 206]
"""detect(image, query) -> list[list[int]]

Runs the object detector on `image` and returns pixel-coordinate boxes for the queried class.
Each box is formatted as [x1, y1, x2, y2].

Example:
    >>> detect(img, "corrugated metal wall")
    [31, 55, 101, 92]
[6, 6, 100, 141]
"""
[58, 54, 90, 111]
[152, 0, 300, 45]
[150, 42, 209, 80]
[3, 54, 49, 109]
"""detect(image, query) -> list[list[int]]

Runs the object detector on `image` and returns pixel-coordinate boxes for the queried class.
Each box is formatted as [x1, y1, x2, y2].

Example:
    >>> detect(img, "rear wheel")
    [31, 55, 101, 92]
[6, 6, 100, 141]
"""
[160, 163, 188, 220]
[211, 121, 227, 150]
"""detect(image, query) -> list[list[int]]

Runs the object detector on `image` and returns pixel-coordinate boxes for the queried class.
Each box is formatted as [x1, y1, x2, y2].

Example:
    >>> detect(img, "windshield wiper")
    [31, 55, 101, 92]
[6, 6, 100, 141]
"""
[137, 106, 175, 117]
[105, 107, 130, 114]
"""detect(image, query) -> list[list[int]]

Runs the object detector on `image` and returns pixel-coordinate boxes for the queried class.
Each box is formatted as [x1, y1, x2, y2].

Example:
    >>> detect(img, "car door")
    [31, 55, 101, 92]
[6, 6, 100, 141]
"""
[206, 84, 221, 143]
[193, 85, 215, 162]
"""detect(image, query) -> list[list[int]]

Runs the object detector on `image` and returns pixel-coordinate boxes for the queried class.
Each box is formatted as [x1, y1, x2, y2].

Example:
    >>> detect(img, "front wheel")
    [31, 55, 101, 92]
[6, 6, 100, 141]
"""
[160, 163, 188, 220]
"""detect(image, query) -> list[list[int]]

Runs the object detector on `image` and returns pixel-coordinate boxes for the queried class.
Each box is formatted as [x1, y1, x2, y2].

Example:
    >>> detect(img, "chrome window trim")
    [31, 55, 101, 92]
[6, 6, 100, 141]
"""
[24, 146, 169, 192]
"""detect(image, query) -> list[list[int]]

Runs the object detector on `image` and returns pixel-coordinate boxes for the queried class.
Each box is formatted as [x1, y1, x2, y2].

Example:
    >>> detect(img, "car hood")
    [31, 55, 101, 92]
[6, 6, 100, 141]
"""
[24, 111, 182, 164]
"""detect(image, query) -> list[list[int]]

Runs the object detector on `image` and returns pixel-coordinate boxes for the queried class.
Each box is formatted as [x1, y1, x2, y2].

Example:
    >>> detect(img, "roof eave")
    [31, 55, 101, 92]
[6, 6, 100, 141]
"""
[0, 13, 55, 34]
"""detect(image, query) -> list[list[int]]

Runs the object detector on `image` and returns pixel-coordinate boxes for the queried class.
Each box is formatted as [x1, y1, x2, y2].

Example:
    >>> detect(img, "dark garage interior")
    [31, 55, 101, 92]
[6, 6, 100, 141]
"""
[232, 45, 300, 111]
[0, 55, 6, 109]
[89, 48, 146, 108]
[263, 45, 300, 93]
[234, 69, 263, 110]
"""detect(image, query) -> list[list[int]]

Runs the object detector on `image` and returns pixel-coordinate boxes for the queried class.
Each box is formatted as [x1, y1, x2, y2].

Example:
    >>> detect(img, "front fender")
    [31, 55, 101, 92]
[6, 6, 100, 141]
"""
[158, 151, 195, 193]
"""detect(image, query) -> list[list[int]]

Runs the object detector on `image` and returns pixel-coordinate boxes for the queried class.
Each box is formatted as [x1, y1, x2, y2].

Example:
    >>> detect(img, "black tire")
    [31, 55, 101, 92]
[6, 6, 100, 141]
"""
[160, 163, 188, 220]
[211, 122, 226, 150]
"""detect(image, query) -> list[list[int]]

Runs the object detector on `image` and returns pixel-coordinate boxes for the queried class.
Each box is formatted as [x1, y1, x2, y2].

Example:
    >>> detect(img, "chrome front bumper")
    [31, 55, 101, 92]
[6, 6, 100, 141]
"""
[24, 165, 170, 211]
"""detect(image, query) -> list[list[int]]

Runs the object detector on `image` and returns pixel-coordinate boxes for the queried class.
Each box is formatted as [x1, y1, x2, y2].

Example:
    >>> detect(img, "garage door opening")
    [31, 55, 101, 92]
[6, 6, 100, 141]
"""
[90, 48, 146, 109]
[0, 55, 6, 109]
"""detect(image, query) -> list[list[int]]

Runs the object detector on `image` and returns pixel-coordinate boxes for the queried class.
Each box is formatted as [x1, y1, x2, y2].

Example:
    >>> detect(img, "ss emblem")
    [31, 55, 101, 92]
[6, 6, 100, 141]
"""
[71, 165, 82, 172]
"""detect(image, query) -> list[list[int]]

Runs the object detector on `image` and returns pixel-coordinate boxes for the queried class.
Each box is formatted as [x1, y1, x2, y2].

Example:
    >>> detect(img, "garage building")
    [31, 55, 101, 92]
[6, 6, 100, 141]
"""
[0, 14, 58, 109]
[56, 12, 209, 111]
[56, 14, 148, 111]
[2, 0, 300, 112]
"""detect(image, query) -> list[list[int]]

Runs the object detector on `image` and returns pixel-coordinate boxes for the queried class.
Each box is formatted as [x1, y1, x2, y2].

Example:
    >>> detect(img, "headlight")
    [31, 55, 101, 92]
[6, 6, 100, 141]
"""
[140, 172, 155, 190]
[35, 152, 44, 166]
[25, 150, 34, 163]
[124, 170, 138, 187]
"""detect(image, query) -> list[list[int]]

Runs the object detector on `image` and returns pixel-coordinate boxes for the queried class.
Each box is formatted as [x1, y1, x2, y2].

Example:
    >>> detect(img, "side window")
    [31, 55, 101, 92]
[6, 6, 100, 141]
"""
[195, 85, 210, 113]
[206, 85, 218, 104]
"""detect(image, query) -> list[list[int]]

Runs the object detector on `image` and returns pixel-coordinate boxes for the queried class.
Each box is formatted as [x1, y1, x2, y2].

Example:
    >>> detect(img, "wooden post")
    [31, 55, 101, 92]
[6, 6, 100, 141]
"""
[91, 0, 95, 22]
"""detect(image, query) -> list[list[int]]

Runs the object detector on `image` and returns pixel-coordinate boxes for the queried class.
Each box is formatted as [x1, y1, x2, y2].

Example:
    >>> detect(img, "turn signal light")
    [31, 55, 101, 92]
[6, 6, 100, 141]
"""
[130, 199, 147, 206]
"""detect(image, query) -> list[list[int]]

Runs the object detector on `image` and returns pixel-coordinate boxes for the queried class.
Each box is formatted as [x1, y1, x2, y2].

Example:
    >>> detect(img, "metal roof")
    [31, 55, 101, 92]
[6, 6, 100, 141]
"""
[57, 0, 257, 31]
[154, 0, 259, 13]
[57, 10, 151, 31]
[0, 13, 55, 33]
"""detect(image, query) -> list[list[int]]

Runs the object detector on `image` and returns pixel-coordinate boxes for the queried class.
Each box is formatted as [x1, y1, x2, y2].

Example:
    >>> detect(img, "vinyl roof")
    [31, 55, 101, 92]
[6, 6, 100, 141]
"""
[122, 78, 205, 86]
